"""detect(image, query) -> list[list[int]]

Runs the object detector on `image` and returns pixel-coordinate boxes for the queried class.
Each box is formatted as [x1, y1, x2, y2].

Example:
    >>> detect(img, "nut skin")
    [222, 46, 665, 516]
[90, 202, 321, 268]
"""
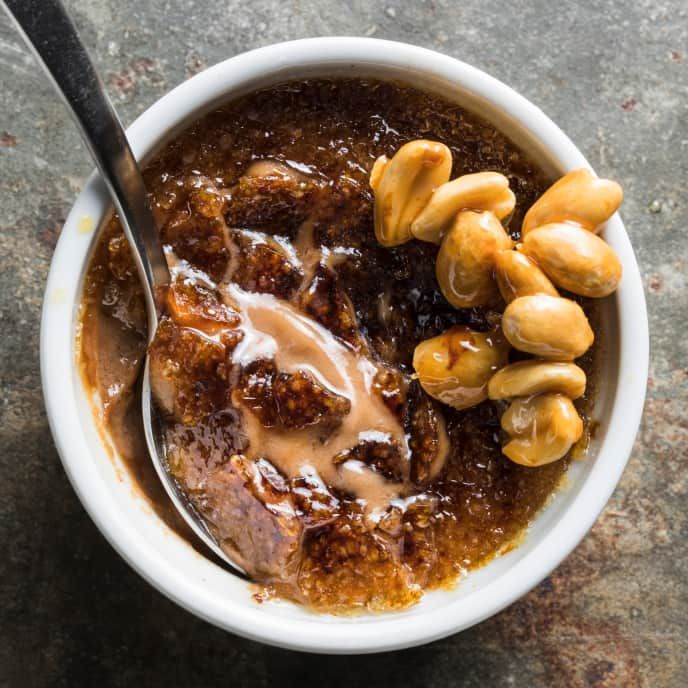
[501, 393, 584, 466]
[502, 294, 594, 360]
[521, 168, 623, 237]
[436, 210, 514, 308]
[371, 140, 452, 247]
[411, 171, 516, 244]
[412, 326, 510, 410]
[494, 249, 559, 303]
[521, 222, 623, 298]
[488, 360, 586, 400]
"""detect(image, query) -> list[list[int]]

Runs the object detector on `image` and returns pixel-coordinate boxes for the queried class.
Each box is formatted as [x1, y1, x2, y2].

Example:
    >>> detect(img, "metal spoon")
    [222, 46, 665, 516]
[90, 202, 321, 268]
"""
[3, 0, 245, 574]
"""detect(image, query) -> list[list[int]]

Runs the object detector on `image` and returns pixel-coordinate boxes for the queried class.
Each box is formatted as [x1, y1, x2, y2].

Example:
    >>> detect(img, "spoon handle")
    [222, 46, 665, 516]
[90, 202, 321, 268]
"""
[2, 0, 169, 336]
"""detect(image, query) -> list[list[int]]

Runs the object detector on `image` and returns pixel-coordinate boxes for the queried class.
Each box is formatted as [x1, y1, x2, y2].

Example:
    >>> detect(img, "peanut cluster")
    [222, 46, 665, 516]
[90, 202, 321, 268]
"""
[370, 140, 623, 467]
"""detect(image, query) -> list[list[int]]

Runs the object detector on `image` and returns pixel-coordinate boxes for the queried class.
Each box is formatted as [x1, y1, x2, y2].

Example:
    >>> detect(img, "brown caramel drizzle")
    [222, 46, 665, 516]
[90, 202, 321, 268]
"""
[165, 189, 432, 517]
[225, 284, 411, 517]
[211, 158, 434, 516]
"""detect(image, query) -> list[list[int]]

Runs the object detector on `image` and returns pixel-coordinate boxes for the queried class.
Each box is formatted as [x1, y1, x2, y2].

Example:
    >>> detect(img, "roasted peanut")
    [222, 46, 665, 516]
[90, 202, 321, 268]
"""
[501, 393, 583, 466]
[494, 249, 558, 303]
[521, 223, 622, 298]
[522, 168, 623, 236]
[411, 171, 516, 243]
[371, 140, 452, 247]
[488, 360, 586, 400]
[502, 294, 594, 360]
[436, 210, 514, 308]
[413, 326, 510, 410]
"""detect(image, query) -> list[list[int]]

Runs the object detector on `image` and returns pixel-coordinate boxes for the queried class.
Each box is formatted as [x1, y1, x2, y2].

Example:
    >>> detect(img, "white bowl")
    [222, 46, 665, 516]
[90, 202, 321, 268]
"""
[41, 37, 648, 653]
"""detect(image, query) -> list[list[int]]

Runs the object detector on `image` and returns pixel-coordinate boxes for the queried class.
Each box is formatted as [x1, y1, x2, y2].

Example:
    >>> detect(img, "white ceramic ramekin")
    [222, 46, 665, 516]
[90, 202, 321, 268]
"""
[41, 37, 648, 654]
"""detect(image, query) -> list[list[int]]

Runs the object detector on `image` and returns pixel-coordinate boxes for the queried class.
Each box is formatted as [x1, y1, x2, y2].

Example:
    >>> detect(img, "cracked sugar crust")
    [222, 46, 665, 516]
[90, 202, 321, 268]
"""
[79, 79, 599, 613]
[230, 230, 303, 299]
[235, 359, 351, 431]
[148, 317, 241, 425]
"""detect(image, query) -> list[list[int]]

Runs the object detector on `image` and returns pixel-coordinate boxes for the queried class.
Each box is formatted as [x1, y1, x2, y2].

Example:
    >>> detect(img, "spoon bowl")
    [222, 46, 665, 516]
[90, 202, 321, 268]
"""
[141, 361, 247, 573]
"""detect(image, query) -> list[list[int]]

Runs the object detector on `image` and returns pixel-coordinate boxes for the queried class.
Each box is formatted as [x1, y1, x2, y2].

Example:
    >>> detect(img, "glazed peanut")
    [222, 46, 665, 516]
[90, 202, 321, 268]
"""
[502, 294, 594, 360]
[411, 171, 516, 243]
[371, 140, 452, 247]
[436, 210, 514, 308]
[368, 143, 621, 469]
[488, 360, 586, 400]
[521, 223, 623, 298]
[413, 326, 510, 410]
[522, 168, 623, 236]
[501, 393, 584, 466]
[494, 249, 558, 303]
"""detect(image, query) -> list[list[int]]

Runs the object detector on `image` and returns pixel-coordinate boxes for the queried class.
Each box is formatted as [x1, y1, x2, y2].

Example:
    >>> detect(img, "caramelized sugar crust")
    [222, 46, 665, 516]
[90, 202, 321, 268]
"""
[79, 80, 596, 612]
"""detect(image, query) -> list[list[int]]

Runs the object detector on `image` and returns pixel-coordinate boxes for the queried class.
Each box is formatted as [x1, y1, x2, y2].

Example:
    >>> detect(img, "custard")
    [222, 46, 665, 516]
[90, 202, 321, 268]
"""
[79, 79, 599, 612]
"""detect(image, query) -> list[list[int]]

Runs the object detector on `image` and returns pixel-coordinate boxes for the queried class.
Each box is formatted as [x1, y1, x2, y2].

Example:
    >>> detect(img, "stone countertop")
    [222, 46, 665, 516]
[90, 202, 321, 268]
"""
[0, 1, 685, 686]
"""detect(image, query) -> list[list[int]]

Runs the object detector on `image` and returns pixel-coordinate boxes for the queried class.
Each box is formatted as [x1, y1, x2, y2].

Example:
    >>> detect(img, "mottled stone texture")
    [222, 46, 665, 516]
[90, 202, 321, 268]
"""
[0, 0, 685, 685]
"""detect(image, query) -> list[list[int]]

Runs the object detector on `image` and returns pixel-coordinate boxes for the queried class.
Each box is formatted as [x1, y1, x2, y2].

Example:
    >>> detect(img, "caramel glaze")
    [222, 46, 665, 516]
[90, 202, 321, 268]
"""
[79, 79, 599, 612]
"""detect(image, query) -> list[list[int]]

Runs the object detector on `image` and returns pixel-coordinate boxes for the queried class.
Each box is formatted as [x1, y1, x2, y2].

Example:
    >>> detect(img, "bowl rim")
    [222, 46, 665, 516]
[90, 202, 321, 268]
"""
[40, 36, 649, 653]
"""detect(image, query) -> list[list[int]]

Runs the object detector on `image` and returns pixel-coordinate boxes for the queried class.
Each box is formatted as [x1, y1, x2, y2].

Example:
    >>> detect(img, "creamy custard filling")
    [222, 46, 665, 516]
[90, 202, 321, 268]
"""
[79, 79, 589, 612]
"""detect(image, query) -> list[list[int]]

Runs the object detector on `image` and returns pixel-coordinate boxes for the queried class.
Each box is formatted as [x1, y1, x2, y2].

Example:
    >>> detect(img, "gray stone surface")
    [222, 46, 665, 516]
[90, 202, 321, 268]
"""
[0, 0, 685, 685]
